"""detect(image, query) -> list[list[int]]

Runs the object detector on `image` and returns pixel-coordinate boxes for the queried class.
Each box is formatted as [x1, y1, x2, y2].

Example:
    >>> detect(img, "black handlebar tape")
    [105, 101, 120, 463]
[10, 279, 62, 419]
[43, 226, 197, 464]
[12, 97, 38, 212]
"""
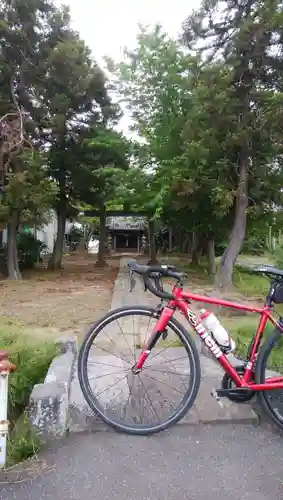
[144, 273, 173, 300]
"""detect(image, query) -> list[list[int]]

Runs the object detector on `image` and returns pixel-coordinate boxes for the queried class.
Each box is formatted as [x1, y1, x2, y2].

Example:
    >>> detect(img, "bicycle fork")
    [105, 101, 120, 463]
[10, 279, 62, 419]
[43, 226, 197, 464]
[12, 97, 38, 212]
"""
[132, 305, 174, 374]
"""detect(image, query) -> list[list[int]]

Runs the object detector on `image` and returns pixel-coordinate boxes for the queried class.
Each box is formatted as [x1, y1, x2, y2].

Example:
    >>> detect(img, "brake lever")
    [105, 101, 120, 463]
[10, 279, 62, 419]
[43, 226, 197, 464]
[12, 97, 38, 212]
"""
[129, 269, 136, 292]
[144, 273, 164, 294]
[154, 275, 164, 293]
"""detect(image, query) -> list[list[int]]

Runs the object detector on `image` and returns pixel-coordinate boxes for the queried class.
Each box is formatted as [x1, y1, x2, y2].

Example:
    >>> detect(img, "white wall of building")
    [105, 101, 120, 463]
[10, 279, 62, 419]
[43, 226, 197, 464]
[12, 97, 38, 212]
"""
[35, 213, 58, 252]
[1, 210, 80, 253]
[2, 228, 7, 245]
[35, 211, 78, 252]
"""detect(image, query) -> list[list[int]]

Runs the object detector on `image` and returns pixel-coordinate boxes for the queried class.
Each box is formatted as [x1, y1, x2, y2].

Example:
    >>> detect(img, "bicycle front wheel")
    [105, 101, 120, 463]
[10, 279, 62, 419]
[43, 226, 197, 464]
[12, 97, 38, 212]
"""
[256, 328, 283, 429]
[78, 306, 201, 435]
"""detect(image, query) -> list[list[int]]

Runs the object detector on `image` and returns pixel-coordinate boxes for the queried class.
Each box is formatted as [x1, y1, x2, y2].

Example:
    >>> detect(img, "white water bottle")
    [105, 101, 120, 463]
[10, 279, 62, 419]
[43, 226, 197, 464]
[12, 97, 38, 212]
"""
[199, 309, 236, 353]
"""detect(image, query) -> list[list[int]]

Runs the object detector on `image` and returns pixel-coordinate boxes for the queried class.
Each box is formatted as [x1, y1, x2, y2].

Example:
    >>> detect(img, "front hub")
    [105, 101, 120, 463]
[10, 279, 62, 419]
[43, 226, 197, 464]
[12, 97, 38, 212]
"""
[132, 365, 141, 375]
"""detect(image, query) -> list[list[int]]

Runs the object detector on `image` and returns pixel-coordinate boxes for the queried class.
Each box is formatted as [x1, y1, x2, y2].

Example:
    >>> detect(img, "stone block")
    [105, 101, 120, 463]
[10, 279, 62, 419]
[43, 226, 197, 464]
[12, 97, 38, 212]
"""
[56, 335, 78, 355]
[28, 340, 77, 439]
[29, 381, 68, 439]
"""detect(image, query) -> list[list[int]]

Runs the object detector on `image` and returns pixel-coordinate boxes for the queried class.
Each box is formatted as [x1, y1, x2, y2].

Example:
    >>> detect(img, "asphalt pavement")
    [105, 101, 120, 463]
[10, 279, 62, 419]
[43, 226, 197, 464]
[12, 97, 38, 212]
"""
[1, 423, 283, 500]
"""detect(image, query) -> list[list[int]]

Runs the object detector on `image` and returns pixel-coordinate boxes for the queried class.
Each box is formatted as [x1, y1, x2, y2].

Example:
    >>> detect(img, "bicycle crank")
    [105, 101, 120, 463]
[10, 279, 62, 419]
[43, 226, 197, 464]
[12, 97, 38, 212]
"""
[221, 365, 255, 403]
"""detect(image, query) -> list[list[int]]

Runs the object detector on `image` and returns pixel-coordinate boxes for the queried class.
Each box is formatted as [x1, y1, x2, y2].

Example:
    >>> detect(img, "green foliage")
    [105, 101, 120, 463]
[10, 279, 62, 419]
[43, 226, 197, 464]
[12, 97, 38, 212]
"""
[67, 225, 83, 241]
[0, 0, 128, 276]
[0, 319, 58, 464]
[65, 225, 83, 250]
[222, 316, 274, 361]
[241, 238, 265, 256]
[0, 152, 58, 226]
[113, 3, 283, 285]
[0, 233, 47, 273]
[6, 413, 41, 467]
[271, 246, 283, 269]
[233, 265, 269, 298]
[74, 128, 130, 209]
[182, 0, 283, 287]
[112, 27, 194, 219]
[0, 329, 57, 421]
[17, 232, 47, 269]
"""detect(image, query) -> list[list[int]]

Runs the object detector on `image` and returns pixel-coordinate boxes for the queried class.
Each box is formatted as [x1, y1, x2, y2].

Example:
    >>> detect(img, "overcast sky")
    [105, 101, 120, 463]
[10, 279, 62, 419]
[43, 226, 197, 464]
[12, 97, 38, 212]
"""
[56, 1, 194, 66]
[55, 1, 197, 136]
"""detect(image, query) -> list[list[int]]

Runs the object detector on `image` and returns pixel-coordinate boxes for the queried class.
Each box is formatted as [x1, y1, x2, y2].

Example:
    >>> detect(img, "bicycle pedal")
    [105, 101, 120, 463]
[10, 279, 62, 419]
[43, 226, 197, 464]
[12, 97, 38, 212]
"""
[211, 388, 224, 408]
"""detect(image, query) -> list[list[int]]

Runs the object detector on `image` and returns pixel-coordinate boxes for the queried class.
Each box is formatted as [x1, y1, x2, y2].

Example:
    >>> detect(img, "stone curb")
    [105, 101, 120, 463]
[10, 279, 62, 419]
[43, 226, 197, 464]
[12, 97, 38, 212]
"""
[28, 336, 77, 440]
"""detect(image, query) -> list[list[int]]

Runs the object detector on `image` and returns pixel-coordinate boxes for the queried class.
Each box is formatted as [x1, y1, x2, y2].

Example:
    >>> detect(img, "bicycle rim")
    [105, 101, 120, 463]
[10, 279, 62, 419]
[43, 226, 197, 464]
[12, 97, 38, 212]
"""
[78, 306, 201, 435]
[257, 328, 283, 429]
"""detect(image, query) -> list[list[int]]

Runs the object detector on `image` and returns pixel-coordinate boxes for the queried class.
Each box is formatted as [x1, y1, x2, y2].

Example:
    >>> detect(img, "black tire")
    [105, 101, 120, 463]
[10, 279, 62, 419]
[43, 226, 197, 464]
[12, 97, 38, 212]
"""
[256, 328, 283, 429]
[78, 305, 201, 435]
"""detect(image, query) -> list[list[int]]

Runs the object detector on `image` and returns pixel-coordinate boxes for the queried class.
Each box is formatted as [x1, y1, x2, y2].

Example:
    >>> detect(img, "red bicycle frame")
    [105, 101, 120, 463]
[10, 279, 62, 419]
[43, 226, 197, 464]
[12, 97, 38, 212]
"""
[134, 284, 283, 391]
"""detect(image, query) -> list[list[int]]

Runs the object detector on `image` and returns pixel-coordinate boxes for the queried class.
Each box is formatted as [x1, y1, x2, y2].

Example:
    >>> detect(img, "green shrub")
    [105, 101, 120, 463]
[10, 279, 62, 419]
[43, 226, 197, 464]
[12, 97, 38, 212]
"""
[6, 413, 41, 467]
[215, 242, 227, 257]
[0, 319, 58, 465]
[233, 264, 268, 298]
[272, 245, 283, 269]
[241, 237, 265, 255]
[17, 232, 47, 269]
[65, 225, 84, 251]
[222, 316, 275, 363]
[0, 233, 47, 274]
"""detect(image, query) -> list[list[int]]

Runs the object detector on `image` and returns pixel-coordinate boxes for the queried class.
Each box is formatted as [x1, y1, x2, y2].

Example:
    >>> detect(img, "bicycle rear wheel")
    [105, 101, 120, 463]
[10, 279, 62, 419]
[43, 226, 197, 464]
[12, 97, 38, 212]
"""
[256, 328, 283, 429]
[78, 306, 201, 435]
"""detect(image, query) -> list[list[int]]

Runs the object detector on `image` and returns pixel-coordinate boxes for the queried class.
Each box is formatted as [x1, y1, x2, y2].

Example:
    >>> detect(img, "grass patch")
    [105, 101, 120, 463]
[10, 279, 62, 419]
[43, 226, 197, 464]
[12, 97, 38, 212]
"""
[136, 338, 183, 350]
[6, 413, 41, 467]
[161, 253, 271, 297]
[0, 317, 58, 466]
[162, 256, 269, 297]
[160, 259, 212, 288]
[222, 316, 272, 359]
[232, 264, 268, 298]
[222, 315, 283, 372]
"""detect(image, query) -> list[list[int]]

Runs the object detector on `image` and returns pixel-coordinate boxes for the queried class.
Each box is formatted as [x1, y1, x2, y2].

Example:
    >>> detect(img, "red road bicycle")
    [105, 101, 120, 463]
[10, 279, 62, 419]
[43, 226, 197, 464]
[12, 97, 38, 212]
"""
[78, 260, 283, 435]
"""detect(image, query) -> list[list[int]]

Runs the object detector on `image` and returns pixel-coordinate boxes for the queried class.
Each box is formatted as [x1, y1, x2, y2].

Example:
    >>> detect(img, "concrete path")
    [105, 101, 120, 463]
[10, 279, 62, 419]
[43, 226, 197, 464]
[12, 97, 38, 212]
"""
[1, 424, 283, 500]
[2, 258, 281, 500]
[69, 258, 257, 432]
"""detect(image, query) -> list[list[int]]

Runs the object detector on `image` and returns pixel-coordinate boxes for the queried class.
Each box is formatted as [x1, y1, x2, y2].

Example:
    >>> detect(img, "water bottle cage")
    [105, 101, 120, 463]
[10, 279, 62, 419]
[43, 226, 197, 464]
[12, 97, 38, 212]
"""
[209, 330, 231, 354]
[219, 344, 231, 354]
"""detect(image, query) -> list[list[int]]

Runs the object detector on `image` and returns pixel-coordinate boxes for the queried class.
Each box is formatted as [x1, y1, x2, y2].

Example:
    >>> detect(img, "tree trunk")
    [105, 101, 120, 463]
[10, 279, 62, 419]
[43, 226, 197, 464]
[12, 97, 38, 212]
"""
[7, 215, 21, 280]
[14, 227, 21, 279]
[168, 227, 173, 252]
[48, 203, 67, 270]
[207, 236, 216, 276]
[182, 235, 190, 254]
[215, 155, 248, 289]
[191, 250, 199, 266]
[148, 219, 158, 264]
[84, 225, 91, 250]
[191, 233, 203, 266]
[97, 204, 107, 266]
[186, 234, 194, 255]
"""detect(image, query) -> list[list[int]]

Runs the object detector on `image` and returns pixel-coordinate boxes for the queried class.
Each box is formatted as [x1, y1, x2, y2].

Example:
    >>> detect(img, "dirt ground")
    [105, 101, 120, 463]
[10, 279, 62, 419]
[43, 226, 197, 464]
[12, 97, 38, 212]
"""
[0, 252, 119, 340]
[0, 252, 268, 342]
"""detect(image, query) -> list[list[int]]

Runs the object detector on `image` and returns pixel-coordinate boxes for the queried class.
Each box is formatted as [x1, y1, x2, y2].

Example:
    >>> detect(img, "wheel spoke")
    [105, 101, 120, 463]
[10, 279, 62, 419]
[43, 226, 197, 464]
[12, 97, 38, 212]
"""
[258, 331, 283, 430]
[78, 308, 200, 435]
